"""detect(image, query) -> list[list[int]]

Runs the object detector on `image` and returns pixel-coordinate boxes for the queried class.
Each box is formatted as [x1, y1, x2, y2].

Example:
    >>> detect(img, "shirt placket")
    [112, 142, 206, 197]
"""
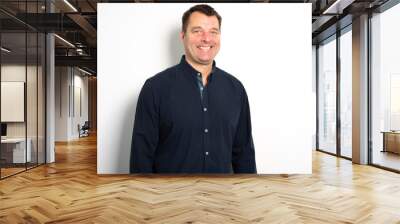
[197, 72, 210, 172]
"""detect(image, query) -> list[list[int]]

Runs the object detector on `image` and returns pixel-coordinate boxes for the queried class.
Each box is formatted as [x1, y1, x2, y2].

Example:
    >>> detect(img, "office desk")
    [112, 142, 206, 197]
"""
[381, 131, 400, 154]
[1, 138, 31, 163]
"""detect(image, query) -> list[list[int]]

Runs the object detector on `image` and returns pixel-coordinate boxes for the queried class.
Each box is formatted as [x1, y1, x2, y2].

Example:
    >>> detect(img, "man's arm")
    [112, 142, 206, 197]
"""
[232, 88, 257, 174]
[130, 79, 159, 173]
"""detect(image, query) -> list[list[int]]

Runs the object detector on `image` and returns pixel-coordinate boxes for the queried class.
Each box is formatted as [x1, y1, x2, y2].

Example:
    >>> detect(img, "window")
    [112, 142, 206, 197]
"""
[371, 2, 400, 171]
[318, 36, 337, 155]
[339, 28, 352, 158]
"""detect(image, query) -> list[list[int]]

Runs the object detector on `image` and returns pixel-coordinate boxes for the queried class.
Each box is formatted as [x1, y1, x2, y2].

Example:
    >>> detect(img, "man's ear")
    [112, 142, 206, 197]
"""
[180, 31, 185, 41]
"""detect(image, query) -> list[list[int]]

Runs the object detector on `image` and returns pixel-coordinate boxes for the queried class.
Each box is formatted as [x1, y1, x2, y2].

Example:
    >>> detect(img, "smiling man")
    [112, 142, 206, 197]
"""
[130, 4, 256, 174]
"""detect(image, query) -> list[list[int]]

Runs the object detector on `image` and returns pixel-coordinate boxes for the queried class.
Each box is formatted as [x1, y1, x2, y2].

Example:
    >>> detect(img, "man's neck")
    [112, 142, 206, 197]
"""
[185, 57, 213, 78]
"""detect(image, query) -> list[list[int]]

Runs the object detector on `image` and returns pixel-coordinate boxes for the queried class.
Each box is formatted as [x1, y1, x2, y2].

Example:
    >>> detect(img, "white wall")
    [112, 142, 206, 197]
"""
[55, 67, 89, 141]
[98, 3, 313, 174]
[55, 67, 69, 141]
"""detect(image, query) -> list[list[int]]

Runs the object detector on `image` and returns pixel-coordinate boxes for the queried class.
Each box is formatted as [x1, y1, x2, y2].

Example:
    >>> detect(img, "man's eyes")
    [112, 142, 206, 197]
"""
[192, 30, 220, 35]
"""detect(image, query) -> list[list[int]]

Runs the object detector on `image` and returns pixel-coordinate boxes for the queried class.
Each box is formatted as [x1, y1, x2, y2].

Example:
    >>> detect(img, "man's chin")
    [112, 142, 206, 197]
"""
[197, 57, 213, 65]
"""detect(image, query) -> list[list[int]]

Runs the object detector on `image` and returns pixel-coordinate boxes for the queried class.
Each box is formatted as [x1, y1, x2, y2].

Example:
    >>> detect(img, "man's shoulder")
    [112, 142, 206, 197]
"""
[143, 64, 180, 92]
[215, 67, 245, 91]
[147, 65, 178, 83]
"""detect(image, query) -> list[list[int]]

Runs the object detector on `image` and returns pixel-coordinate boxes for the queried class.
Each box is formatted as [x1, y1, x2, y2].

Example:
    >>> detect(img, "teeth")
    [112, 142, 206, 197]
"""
[199, 46, 211, 50]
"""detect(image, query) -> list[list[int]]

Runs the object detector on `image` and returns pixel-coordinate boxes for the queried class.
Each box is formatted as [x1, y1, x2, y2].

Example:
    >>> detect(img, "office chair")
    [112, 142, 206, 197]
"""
[79, 121, 90, 138]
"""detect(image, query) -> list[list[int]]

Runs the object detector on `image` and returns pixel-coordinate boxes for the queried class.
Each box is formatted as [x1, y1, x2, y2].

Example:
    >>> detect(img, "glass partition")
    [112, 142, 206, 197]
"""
[339, 28, 352, 158]
[0, 1, 46, 179]
[317, 35, 337, 155]
[371, 3, 400, 171]
[1, 31, 28, 177]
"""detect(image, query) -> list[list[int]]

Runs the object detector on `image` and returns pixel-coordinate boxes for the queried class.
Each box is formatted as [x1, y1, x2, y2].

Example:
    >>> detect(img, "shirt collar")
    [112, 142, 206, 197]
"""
[178, 55, 217, 82]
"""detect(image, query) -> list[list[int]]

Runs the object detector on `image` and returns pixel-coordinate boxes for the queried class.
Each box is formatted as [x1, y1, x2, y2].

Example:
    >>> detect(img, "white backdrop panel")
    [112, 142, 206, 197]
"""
[98, 3, 312, 174]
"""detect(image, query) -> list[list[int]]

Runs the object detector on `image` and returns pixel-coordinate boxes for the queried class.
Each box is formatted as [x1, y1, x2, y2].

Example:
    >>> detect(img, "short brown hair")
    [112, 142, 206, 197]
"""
[182, 4, 222, 33]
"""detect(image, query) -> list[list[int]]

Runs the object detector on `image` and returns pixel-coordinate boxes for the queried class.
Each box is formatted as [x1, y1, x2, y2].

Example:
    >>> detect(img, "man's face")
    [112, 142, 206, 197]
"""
[180, 12, 221, 66]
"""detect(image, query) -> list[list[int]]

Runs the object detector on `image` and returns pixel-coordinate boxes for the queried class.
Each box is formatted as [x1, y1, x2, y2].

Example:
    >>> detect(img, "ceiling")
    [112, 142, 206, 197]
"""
[0, 0, 393, 75]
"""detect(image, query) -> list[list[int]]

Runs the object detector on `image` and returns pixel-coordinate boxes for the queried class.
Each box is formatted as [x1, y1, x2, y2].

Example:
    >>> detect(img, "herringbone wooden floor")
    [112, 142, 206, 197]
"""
[1, 134, 400, 223]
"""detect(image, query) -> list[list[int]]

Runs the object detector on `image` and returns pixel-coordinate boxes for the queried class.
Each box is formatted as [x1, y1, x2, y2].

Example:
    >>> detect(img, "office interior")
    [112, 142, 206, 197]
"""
[0, 0, 97, 179]
[1, 0, 400, 222]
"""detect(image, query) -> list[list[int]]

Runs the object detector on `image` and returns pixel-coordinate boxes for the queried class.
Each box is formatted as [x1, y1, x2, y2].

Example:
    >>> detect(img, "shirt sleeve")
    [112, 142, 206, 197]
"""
[232, 88, 257, 174]
[130, 79, 159, 173]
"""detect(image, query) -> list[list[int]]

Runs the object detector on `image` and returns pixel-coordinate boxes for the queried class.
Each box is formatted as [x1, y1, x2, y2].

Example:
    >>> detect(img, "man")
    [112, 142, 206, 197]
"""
[130, 4, 256, 174]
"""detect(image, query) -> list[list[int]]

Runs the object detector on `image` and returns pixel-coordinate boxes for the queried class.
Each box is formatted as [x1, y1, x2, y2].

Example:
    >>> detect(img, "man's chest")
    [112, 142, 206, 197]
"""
[158, 80, 242, 133]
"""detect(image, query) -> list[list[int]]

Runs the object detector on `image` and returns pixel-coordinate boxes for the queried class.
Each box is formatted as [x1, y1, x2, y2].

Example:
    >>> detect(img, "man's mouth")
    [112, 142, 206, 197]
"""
[198, 46, 212, 51]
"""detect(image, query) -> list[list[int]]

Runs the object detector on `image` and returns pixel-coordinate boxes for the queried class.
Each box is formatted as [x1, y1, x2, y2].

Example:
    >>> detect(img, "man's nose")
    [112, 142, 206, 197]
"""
[201, 32, 212, 42]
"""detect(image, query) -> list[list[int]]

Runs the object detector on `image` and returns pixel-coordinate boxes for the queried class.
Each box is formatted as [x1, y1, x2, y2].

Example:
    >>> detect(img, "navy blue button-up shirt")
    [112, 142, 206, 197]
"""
[130, 56, 256, 174]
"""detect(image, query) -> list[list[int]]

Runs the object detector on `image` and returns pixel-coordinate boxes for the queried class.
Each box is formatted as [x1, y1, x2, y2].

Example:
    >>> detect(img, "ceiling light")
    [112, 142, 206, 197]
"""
[1, 47, 11, 53]
[78, 67, 92, 76]
[63, 0, 78, 12]
[54, 34, 75, 48]
[322, 0, 354, 15]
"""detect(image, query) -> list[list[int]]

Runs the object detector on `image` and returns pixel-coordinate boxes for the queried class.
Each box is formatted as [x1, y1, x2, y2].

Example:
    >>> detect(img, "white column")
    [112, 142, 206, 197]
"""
[46, 33, 55, 163]
[352, 14, 369, 164]
[45, 0, 55, 163]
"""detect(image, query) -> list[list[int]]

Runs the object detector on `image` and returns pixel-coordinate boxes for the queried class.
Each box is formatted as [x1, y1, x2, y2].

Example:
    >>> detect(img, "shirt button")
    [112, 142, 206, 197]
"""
[203, 107, 207, 112]
[197, 72, 201, 76]
[204, 128, 208, 133]
[205, 151, 209, 156]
